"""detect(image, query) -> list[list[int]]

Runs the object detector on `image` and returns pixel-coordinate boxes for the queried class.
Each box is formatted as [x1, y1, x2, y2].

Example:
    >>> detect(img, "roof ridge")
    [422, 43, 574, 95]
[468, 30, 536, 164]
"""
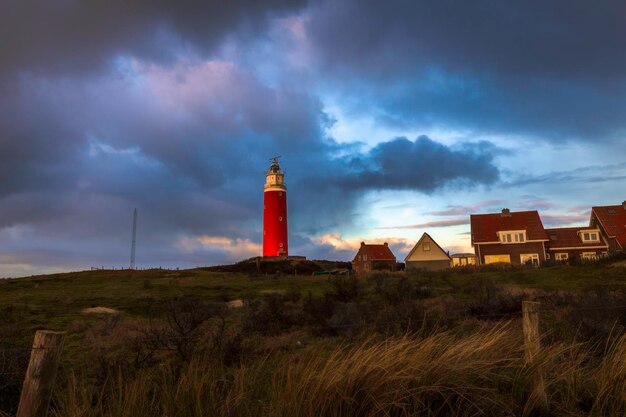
[471, 210, 539, 216]
[545, 226, 593, 231]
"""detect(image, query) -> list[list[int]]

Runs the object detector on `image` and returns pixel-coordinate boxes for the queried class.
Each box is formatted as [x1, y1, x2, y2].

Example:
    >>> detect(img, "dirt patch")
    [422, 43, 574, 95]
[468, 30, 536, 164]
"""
[260, 289, 286, 295]
[227, 299, 244, 308]
[82, 306, 120, 315]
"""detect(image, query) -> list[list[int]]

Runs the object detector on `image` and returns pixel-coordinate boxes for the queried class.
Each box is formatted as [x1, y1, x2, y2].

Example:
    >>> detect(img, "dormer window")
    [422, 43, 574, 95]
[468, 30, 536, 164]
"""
[581, 231, 599, 242]
[498, 230, 526, 244]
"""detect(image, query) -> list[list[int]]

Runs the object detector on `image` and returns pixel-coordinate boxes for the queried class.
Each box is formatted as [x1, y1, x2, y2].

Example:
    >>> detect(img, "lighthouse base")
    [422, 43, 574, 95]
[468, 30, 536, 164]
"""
[260, 255, 307, 261]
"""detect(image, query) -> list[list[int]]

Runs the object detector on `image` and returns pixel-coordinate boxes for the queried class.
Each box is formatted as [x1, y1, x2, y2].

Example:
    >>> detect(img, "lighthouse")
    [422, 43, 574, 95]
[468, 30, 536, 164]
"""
[263, 157, 288, 257]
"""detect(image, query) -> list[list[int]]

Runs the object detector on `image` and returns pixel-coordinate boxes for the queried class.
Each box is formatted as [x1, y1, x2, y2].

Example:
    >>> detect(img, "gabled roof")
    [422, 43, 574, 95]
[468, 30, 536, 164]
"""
[592, 204, 626, 248]
[354, 243, 396, 261]
[404, 232, 450, 262]
[470, 210, 548, 244]
[545, 227, 608, 249]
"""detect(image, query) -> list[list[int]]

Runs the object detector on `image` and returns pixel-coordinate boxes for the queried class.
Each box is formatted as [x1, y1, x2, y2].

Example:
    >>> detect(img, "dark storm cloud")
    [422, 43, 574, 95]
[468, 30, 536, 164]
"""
[335, 136, 500, 192]
[287, 135, 500, 235]
[0, 0, 307, 77]
[304, 0, 626, 140]
[307, 0, 626, 78]
[0, 62, 329, 243]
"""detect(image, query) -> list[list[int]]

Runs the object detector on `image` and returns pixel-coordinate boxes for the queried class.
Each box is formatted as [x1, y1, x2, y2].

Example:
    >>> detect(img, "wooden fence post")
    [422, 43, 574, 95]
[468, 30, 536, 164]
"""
[17, 331, 66, 417]
[522, 301, 548, 410]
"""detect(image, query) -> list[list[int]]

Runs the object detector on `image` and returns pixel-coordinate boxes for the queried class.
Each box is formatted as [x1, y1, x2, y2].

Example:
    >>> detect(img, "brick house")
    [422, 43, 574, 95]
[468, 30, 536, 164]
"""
[405, 233, 451, 271]
[352, 242, 396, 273]
[470, 209, 549, 266]
[545, 227, 609, 262]
[589, 202, 626, 253]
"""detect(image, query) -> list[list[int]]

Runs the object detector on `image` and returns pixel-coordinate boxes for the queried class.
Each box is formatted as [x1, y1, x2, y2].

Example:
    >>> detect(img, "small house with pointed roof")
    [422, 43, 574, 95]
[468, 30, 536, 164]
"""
[352, 242, 397, 273]
[470, 208, 549, 266]
[405, 233, 451, 271]
[590, 201, 626, 253]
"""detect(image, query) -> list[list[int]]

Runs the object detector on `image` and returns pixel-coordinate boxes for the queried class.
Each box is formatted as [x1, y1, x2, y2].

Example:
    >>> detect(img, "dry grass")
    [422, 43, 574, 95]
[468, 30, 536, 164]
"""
[50, 324, 625, 417]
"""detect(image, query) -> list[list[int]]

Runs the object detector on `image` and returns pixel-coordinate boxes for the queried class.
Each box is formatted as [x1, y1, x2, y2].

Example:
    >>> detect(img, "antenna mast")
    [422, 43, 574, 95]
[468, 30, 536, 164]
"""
[130, 208, 137, 270]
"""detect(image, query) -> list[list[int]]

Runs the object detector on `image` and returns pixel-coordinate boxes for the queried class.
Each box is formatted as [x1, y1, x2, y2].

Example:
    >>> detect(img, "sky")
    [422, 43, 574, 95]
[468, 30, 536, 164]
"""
[2, 0, 626, 277]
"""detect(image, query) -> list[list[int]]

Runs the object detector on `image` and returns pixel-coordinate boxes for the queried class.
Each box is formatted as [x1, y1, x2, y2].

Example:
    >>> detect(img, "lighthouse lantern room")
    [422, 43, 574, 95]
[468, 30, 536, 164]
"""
[263, 157, 288, 257]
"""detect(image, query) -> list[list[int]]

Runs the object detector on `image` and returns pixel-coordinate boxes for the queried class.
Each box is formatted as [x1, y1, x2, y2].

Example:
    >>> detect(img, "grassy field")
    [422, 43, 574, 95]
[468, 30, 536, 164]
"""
[1, 261, 625, 416]
[2, 262, 625, 331]
[0, 268, 334, 329]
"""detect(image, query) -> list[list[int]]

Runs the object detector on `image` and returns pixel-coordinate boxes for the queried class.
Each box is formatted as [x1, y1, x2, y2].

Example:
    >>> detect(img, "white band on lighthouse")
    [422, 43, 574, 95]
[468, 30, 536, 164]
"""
[264, 186, 287, 192]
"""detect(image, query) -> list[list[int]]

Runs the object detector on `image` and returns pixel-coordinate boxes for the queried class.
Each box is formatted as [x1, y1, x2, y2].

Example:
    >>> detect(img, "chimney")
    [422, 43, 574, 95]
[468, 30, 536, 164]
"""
[361, 242, 365, 247]
[501, 208, 511, 217]
[623, 201, 626, 210]
[383, 242, 388, 247]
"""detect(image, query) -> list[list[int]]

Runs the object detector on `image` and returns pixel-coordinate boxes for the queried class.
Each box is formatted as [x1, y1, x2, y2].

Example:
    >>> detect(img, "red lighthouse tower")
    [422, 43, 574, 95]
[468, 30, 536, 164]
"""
[263, 157, 288, 257]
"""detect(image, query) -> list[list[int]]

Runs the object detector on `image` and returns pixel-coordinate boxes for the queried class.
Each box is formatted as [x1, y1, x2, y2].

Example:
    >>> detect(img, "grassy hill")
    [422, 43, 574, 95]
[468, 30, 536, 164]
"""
[1, 261, 624, 331]
[1, 261, 625, 416]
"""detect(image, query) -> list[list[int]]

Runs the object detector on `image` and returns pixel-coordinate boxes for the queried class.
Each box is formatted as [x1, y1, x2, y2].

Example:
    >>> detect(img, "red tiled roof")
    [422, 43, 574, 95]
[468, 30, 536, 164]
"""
[354, 244, 396, 261]
[470, 210, 548, 244]
[592, 204, 626, 248]
[545, 227, 608, 249]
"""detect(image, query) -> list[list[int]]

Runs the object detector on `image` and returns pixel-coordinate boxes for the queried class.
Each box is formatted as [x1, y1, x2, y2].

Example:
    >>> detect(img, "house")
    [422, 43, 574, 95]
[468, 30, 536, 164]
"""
[589, 202, 626, 253]
[451, 253, 477, 267]
[404, 233, 451, 271]
[352, 242, 396, 273]
[470, 208, 549, 266]
[545, 227, 609, 262]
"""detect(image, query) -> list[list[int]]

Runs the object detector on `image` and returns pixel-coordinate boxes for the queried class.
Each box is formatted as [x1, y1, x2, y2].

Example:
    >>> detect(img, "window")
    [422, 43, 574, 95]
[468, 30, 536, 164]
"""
[363, 254, 368, 261]
[484, 254, 511, 264]
[279, 216, 283, 221]
[520, 253, 539, 266]
[581, 252, 597, 261]
[498, 231, 526, 244]
[555, 253, 569, 261]
[422, 242, 431, 251]
[581, 231, 599, 242]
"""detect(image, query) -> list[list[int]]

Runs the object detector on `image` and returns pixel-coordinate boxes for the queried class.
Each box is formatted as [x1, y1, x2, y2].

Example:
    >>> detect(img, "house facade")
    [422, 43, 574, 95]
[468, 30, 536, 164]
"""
[470, 209, 549, 266]
[451, 253, 477, 267]
[352, 242, 397, 273]
[545, 227, 609, 262]
[589, 202, 626, 253]
[405, 233, 451, 271]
